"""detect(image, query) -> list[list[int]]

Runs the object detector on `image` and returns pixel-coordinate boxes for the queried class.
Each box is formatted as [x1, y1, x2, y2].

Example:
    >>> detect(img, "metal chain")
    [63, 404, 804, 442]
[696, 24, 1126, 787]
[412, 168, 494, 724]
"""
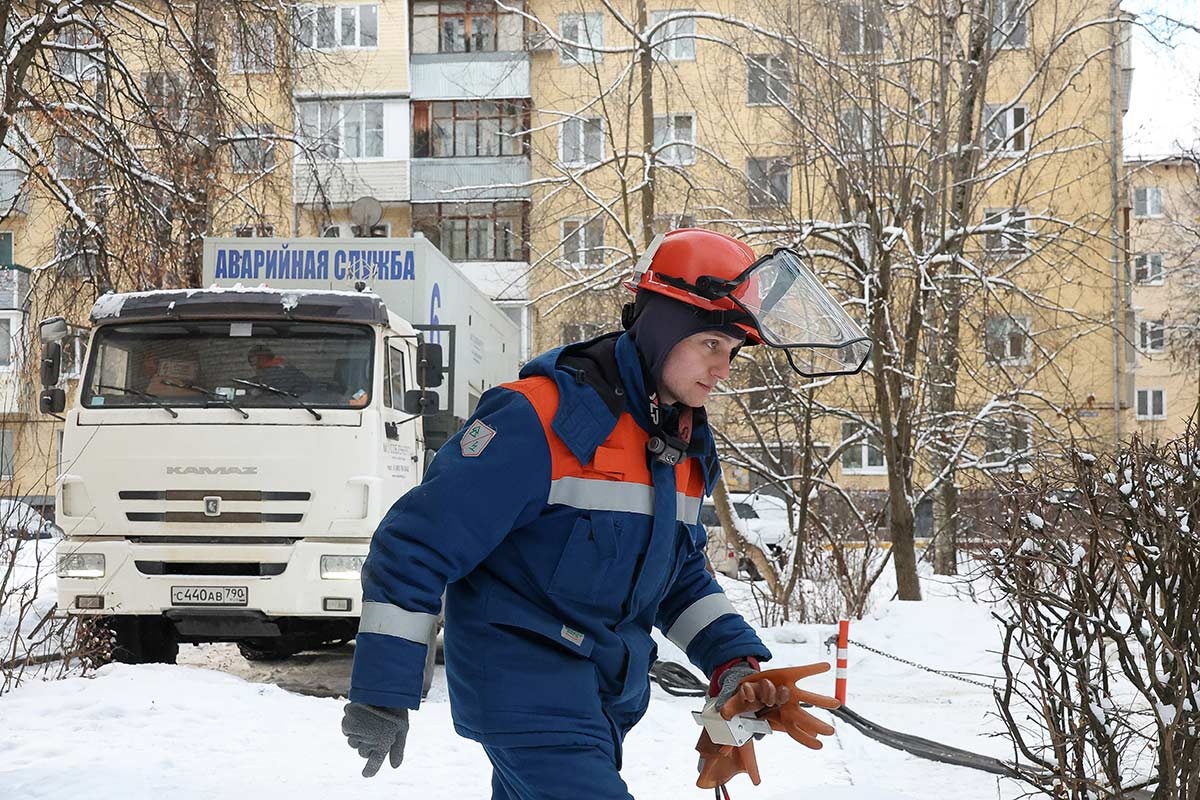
[842, 637, 998, 690]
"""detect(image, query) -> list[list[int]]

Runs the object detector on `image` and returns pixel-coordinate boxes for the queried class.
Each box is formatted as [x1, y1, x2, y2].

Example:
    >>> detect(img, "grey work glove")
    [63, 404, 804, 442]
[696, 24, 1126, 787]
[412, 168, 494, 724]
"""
[341, 702, 409, 778]
[712, 661, 759, 715]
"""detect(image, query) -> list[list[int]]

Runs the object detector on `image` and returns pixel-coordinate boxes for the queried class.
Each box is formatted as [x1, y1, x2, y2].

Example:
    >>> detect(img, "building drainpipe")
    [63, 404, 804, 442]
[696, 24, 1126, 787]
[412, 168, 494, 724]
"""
[1108, 1, 1124, 447]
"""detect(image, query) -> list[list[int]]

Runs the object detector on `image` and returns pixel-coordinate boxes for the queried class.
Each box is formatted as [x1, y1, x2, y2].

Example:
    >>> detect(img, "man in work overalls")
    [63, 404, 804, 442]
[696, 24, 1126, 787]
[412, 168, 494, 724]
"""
[341, 228, 871, 798]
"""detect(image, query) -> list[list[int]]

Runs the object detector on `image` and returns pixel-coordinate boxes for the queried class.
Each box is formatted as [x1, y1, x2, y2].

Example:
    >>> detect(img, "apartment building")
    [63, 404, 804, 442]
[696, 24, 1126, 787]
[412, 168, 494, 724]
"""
[1125, 156, 1200, 439]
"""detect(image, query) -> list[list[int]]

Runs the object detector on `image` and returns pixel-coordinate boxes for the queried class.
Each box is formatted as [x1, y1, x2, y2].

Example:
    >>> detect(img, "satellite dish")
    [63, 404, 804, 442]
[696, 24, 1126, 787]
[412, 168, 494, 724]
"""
[350, 196, 383, 229]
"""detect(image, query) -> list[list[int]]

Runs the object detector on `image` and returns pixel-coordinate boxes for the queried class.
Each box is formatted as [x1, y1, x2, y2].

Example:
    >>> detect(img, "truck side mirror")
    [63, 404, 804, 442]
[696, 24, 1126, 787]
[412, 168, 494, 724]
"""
[40, 388, 66, 414]
[39, 316, 68, 344]
[416, 342, 444, 388]
[41, 341, 62, 387]
[403, 390, 440, 415]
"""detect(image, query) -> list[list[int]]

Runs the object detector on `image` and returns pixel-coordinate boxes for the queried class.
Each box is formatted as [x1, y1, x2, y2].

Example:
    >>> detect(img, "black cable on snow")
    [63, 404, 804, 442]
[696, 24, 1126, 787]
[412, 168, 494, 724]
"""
[649, 660, 709, 696]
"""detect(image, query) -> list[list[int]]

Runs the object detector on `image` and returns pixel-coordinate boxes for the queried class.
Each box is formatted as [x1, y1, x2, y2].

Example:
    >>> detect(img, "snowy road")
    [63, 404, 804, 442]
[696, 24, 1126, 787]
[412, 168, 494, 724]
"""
[1, 576, 1032, 800]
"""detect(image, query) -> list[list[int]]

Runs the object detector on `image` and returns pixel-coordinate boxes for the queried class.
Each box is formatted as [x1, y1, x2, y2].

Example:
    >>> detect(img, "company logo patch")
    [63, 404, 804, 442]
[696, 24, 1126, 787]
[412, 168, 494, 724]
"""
[560, 626, 586, 647]
[460, 421, 496, 457]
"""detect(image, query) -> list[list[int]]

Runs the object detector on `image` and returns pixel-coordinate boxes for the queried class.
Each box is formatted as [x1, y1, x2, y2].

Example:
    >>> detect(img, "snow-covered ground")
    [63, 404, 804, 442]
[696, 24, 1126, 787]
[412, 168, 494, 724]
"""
[1, 563, 1028, 799]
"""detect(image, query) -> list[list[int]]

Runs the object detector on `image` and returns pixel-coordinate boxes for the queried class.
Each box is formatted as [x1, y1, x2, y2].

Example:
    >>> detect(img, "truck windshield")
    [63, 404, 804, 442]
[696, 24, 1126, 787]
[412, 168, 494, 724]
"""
[81, 321, 374, 411]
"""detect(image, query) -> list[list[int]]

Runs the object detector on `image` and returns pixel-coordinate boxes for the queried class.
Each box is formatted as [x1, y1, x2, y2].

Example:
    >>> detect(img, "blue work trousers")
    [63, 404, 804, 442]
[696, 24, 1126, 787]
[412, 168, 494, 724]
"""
[483, 742, 635, 800]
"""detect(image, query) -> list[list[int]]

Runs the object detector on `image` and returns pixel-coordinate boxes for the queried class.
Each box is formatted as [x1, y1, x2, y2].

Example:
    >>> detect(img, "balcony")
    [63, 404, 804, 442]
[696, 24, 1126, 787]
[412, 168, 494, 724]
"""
[411, 157, 530, 202]
[411, 52, 530, 100]
[293, 159, 410, 205]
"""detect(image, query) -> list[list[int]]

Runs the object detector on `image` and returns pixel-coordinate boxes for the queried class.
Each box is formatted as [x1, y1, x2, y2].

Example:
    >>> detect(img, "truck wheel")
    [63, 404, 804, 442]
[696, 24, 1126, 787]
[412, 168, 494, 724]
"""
[111, 616, 179, 665]
[237, 639, 297, 662]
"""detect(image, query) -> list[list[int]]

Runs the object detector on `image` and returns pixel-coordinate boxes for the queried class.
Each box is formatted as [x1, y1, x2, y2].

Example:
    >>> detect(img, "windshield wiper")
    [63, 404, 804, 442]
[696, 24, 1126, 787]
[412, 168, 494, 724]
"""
[160, 379, 250, 419]
[96, 384, 179, 418]
[232, 378, 322, 420]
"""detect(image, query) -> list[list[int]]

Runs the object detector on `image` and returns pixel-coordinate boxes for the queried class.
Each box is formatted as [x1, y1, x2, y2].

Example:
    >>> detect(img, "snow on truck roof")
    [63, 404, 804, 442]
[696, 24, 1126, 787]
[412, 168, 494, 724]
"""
[90, 284, 391, 327]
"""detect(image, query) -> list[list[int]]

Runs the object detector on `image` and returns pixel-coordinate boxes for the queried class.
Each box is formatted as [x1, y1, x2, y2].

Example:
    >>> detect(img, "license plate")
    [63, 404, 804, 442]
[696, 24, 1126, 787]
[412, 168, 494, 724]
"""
[170, 586, 248, 606]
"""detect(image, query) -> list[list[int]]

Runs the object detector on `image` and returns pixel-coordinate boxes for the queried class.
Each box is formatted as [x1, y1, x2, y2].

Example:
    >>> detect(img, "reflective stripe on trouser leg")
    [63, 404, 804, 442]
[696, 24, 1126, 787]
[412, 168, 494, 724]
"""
[358, 600, 438, 644]
[665, 592, 737, 653]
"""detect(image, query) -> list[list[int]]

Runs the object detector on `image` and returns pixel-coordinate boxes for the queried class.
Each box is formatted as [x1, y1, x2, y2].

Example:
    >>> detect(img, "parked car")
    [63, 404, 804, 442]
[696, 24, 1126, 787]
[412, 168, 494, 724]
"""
[701, 492, 792, 579]
[0, 499, 62, 541]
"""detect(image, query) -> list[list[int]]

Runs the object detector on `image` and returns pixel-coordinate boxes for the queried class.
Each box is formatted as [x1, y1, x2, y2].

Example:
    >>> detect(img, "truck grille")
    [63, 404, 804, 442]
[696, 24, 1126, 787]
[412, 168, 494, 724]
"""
[119, 489, 310, 524]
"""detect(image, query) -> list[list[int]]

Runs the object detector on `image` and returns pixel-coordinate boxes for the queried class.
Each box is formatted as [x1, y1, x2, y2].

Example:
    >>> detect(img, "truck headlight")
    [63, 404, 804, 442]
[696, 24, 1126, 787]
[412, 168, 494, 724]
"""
[320, 555, 365, 580]
[58, 553, 105, 578]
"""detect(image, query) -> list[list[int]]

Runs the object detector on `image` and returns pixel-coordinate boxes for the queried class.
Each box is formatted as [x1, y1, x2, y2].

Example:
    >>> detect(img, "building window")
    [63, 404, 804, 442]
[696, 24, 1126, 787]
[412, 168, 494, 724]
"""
[649, 10, 695, 61]
[413, 202, 527, 262]
[839, 3, 885, 54]
[231, 17, 275, 72]
[144, 72, 184, 117]
[653, 213, 697, 234]
[653, 113, 695, 165]
[747, 157, 790, 208]
[984, 315, 1030, 364]
[1134, 253, 1164, 284]
[56, 25, 101, 80]
[0, 317, 11, 369]
[231, 124, 276, 173]
[54, 136, 92, 180]
[984, 104, 1028, 153]
[560, 13, 603, 64]
[298, 100, 384, 159]
[841, 421, 885, 473]
[0, 429, 14, 479]
[838, 107, 883, 153]
[561, 218, 604, 267]
[560, 117, 604, 166]
[233, 224, 277, 237]
[983, 208, 1029, 254]
[1133, 187, 1163, 218]
[562, 321, 605, 345]
[746, 54, 790, 105]
[989, 0, 1028, 49]
[1139, 319, 1165, 352]
[413, 100, 528, 158]
[498, 302, 532, 362]
[412, 0, 522, 54]
[982, 415, 1032, 467]
[56, 228, 101, 276]
[298, 4, 378, 49]
[1136, 388, 1166, 420]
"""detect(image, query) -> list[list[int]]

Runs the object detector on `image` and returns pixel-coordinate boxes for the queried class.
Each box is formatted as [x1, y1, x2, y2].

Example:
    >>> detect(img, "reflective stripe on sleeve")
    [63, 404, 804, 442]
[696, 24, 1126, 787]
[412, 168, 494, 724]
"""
[676, 493, 701, 524]
[359, 601, 438, 645]
[665, 592, 738, 653]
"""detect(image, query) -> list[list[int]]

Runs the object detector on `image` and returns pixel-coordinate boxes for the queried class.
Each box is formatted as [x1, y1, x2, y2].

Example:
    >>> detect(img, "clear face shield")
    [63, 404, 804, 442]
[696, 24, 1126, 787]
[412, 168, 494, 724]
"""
[718, 249, 871, 377]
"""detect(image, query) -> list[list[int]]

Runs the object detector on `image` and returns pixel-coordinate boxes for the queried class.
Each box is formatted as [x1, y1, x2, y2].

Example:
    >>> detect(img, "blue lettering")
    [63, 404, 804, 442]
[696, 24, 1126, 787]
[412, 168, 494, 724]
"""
[264, 250, 279, 279]
[429, 283, 441, 343]
[317, 252, 329, 280]
[228, 250, 242, 278]
[402, 250, 415, 280]
[214, 251, 228, 279]
[253, 250, 265, 277]
[333, 250, 347, 280]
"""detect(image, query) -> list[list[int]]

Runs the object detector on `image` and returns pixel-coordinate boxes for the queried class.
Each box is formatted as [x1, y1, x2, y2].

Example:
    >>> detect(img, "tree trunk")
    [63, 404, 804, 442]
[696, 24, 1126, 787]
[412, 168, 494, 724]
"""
[711, 475, 781, 599]
[932, 481, 959, 575]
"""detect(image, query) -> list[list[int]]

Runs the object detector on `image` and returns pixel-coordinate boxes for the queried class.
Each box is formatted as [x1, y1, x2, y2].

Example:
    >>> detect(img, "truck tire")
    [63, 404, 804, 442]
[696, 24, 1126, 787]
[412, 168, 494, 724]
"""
[237, 639, 298, 662]
[111, 616, 179, 665]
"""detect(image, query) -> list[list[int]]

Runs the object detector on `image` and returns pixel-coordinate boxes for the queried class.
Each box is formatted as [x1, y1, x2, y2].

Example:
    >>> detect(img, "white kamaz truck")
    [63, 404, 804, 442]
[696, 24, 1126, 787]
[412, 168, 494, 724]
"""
[43, 237, 518, 664]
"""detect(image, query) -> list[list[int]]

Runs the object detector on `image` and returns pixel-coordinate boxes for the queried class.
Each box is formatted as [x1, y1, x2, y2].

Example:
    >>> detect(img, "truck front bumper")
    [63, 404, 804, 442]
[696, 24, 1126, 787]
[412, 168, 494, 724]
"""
[56, 538, 370, 618]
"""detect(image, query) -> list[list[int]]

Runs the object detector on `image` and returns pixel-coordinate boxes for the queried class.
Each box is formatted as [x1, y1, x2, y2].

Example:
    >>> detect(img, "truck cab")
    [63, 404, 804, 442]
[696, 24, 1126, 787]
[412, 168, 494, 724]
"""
[45, 286, 443, 663]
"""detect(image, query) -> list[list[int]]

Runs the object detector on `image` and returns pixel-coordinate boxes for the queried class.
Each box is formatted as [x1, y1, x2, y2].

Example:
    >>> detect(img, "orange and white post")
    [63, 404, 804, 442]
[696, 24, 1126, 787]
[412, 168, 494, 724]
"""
[834, 619, 850, 703]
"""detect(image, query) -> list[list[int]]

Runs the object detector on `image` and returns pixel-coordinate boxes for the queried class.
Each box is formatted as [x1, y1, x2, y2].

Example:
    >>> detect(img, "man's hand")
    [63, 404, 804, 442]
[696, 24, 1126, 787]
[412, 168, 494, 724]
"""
[712, 660, 791, 719]
[341, 702, 409, 778]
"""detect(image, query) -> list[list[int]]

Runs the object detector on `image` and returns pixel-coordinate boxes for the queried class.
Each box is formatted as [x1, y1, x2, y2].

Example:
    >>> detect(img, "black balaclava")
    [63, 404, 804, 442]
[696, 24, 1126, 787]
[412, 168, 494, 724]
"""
[627, 291, 747, 396]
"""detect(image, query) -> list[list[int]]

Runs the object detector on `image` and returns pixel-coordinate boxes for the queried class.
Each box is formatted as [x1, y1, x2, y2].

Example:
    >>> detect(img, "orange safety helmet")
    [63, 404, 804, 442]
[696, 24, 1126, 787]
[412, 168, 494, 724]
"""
[625, 228, 764, 343]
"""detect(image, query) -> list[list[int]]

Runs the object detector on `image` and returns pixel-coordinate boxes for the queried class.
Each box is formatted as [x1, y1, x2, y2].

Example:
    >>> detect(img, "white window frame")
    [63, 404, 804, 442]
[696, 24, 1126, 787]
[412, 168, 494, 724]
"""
[837, 107, 884, 153]
[984, 314, 1030, 365]
[980, 415, 1033, 470]
[1135, 388, 1166, 420]
[1133, 186, 1163, 218]
[746, 54, 789, 106]
[747, 157, 790, 208]
[653, 113, 695, 166]
[56, 25, 102, 81]
[54, 136, 90, 180]
[984, 104, 1028, 154]
[1134, 253, 1164, 285]
[297, 4, 378, 50]
[0, 311, 20, 374]
[839, 3, 885, 54]
[559, 117, 604, 166]
[0, 428, 14, 481]
[1138, 318, 1166, 353]
[840, 421, 886, 475]
[230, 17, 276, 74]
[990, 0, 1028, 49]
[561, 218, 604, 268]
[559, 13, 604, 65]
[649, 10, 695, 61]
[983, 208, 1030, 255]
[297, 100, 385, 161]
[231, 124, 277, 174]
